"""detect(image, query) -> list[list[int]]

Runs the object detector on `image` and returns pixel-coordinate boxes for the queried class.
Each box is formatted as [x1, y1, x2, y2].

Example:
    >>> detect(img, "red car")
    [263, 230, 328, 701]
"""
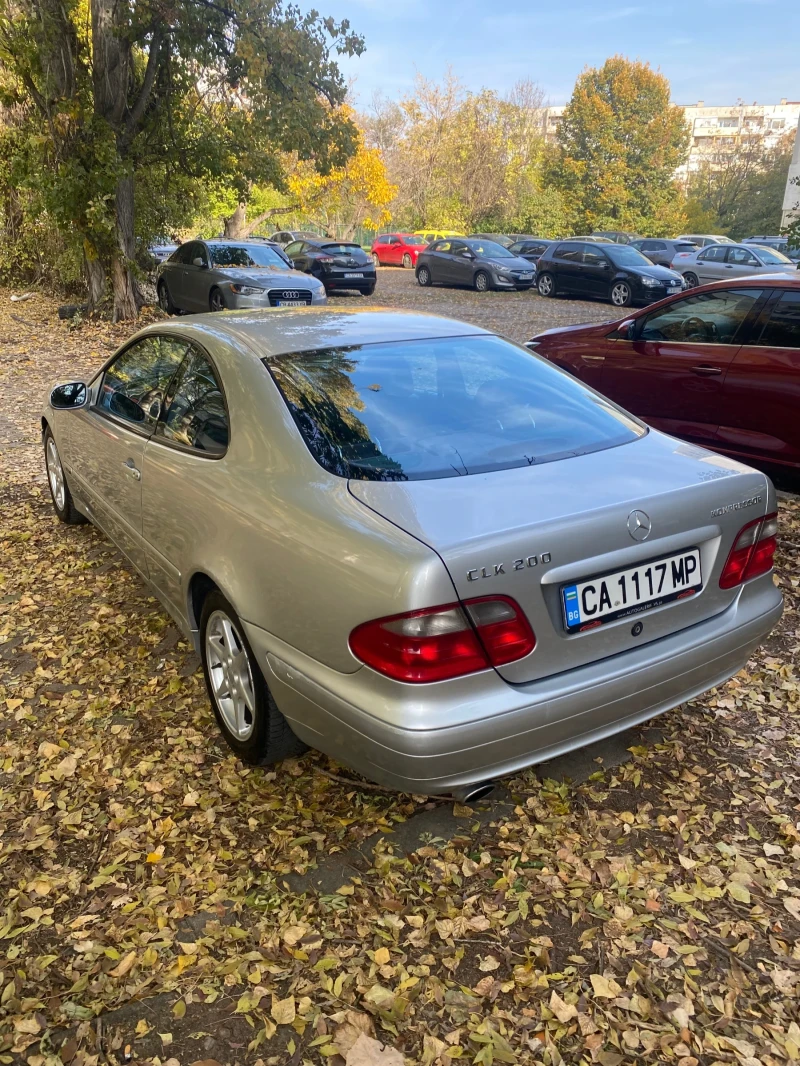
[528, 275, 800, 472]
[371, 233, 429, 269]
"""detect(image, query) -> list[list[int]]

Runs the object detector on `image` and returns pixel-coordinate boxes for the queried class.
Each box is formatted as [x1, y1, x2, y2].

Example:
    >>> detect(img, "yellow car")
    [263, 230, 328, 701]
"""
[414, 230, 465, 244]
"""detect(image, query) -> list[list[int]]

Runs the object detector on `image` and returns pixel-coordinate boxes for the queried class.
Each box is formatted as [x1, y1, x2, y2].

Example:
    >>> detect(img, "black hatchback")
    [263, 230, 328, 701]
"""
[535, 240, 684, 308]
[284, 238, 376, 295]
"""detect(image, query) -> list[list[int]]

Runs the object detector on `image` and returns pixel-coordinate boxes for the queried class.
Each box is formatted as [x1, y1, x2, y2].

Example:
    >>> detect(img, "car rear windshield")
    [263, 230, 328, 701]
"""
[263, 335, 645, 481]
[210, 244, 287, 268]
[320, 243, 364, 255]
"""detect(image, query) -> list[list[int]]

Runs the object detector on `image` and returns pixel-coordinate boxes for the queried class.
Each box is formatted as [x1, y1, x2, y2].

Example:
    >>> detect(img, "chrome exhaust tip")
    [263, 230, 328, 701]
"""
[451, 781, 496, 804]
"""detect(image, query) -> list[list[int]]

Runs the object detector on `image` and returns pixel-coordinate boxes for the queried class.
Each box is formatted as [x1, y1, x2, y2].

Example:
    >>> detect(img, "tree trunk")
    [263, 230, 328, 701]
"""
[223, 203, 248, 238]
[111, 174, 139, 322]
[83, 246, 106, 312]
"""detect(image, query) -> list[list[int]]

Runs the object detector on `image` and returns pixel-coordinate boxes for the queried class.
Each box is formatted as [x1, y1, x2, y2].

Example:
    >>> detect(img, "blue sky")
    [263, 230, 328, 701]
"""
[322, 0, 800, 108]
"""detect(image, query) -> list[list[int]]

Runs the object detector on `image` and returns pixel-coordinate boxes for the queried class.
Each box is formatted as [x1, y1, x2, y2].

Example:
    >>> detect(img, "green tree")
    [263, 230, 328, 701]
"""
[551, 56, 689, 235]
[0, 0, 363, 319]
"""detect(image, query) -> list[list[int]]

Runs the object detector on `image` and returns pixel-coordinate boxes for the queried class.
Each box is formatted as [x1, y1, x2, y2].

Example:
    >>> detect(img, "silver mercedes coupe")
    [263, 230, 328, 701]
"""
[42, 309, 783, 799]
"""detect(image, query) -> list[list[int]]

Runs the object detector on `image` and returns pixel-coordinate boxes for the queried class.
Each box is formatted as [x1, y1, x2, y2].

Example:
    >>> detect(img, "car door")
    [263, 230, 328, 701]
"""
[181, 241, 211, 312]
[725, 246, 764, 279]
[694, 245, 728, 282]
[636, 240, 658, 264]
[385, 236, 402, 265]
[448, 241, 475, 286]
[66, 335, 189, 574]
[717, 288, 800, 467]
[162, 243, 192, 307]
[551, 243, 586, 294]
[427, 240, 453, 282]
[647, 241, 670, 266]
[600, 287, 766, 445]
[142, 344, 230, 623]
[581, 245, 612, 298]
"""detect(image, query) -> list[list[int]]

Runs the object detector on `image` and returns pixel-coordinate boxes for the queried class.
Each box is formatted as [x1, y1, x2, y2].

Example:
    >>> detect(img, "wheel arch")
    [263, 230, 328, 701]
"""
[187, 571, 222, 647]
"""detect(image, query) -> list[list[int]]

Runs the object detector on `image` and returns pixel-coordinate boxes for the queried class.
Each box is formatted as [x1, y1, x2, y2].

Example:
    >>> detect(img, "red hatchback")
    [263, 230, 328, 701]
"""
[528, 275, 800, 472]
[371, 233, 429, 269]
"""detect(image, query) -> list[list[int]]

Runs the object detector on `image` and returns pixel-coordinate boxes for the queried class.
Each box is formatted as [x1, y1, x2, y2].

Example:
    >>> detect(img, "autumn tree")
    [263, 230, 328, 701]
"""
[0, 0, 364, 319]
[551, 56, 690, 235]
[288, 108, 396, 239]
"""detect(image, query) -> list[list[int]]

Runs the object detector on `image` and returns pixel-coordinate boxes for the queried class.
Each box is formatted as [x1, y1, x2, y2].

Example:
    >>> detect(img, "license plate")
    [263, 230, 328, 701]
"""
[277, 300, 304, 306]
[519, 272, 533, 280]
[561, 548, 702, 632]
[344, 272, 364, 278]
[668, 285, 681, 293]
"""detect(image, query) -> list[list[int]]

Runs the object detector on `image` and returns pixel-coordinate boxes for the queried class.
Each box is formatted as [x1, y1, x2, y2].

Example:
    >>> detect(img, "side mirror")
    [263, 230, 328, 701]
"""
[617, 320, 635, 339]
[50, 382, 87, 409]
[193, 257, 207, 268]
[463, 251, 475, 260]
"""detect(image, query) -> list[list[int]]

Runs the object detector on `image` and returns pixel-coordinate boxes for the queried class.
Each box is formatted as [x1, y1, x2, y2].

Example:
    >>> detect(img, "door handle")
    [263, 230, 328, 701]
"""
[122, 459, 141, 480]
[691, 365, 722, 376]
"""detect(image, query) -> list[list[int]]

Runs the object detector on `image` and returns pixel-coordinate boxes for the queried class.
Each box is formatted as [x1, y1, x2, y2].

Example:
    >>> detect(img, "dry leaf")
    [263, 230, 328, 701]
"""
[550, 990, 578, 1023]
[271, 995, 296, 1025]
[590, 974, 622, 998]
[108, 950, 136, 978]
[345, 1033, 405, 1065]
[478, 955, 501, 972]
[374, 946, 390, 965]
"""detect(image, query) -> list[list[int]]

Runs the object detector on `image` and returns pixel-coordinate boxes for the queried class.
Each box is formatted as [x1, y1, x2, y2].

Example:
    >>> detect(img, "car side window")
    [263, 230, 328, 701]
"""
[157, 347, 229, 455]
[651, 241, 667, 251]
[171, 243, 192, 265]
[728, 247, 759, 265]
[583, 247, 607, 267]
[97, 336, 189, 429]
[284, 241, 304, 256]
[637, 288, 763, 345]
[698, 246, 727, 262]
[555, 243, 582, 262]
[435, 241, 451, 253]
[756, 291, 800, 349]
[450, 241, 468, 256]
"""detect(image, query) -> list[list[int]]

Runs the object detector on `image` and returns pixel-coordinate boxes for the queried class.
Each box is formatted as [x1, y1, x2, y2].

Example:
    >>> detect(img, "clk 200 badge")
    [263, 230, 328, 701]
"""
[467, 553, 552, 581]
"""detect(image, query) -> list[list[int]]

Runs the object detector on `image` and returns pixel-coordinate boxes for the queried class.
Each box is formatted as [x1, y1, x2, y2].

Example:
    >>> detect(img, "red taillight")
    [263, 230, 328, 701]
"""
[349, 596, 536, 683]
[719, 513, 778, 589]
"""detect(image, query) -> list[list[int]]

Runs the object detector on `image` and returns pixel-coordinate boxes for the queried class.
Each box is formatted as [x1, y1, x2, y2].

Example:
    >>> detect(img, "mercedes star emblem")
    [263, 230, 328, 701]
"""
[627, 509, 652, 542]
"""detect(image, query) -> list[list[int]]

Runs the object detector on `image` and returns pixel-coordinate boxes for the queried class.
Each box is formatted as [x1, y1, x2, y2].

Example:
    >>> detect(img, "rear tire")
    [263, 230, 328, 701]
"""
[157, 280, 176, 315]
[402, 253, 412, 268]
[200, 590, 307, 766]
[610, 281, 633, 307]
[362, 284, 376, 296]
[474, 271, 490, 292]
[372, 253, 380, 268]
[683, 272, 699, 288]
[209, 288, 226, 312]
[417, 266, 432, 287]
[44, 427, 86, 525]
[537, 272, 555, 297]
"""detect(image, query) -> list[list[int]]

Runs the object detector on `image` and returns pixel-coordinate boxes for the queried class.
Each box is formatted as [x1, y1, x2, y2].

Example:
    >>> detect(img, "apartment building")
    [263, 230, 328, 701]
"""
[541, 99, 800, 176]
[782, 119, 800, 228]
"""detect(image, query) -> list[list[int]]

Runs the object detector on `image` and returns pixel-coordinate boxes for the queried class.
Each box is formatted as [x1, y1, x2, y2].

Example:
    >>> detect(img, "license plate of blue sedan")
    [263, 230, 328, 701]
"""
[562, 548, 702, 632]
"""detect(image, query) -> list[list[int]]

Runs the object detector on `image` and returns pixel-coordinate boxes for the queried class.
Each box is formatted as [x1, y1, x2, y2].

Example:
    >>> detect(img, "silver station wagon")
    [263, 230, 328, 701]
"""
[42, 309, 783, 799]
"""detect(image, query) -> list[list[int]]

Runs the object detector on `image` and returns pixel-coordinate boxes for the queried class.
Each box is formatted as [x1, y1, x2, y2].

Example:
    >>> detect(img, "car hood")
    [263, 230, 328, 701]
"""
[217, 267, 319, 287]
[485, 255, 535, 270]
[630, 264, 683, 281]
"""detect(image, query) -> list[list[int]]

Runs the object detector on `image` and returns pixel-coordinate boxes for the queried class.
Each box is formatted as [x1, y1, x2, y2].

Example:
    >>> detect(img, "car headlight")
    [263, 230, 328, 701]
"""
[230, 284, 265, 295]
[641, 276, 660, 287]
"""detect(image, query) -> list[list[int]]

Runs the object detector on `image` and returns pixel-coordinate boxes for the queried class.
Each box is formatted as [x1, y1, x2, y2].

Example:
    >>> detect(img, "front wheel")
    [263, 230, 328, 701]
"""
[200, 590, 307, 765]
[209, 288, 226, 312]
[417, 266, 432, 287]
[402, 253, 412, 269]
[537, 272, 556, 297]
[683, 272, 699, 289]
[362, 284, 376, 296]
[610, 281, 633, 307]
[157, 280, 176, 315]
[44, 427, 86, 525]
[474, 271, 490, 292]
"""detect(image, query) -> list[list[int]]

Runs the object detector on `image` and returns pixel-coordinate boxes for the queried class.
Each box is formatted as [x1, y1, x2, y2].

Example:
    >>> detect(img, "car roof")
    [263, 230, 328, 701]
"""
[134, 307, 490, 359]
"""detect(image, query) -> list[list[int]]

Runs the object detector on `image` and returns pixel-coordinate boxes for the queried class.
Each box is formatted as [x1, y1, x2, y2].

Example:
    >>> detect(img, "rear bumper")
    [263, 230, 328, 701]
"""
[244, 577, 782, 795]
[323, 274, 376, 291]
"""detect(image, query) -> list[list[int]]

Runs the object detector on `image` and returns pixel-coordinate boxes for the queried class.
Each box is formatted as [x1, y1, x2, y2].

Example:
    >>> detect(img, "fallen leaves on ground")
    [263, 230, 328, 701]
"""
[2, 295, 800, 1065]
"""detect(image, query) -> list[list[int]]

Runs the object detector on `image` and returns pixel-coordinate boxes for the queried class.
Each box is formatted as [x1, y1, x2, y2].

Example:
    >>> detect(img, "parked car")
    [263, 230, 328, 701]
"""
[743, 236, 800, 263]
[535, 240, 684, 307]
[371, 233, 429, 268]
[148, 239, 179, 265]
[675, 234, 735, 248]
[469, 233, 515, 248]
[527, 275, 800, 471]
[284, 238, 376, 295]
[572, 235, 615, 243]
[414, 229, 465, 244]
[592, 231, 640, 244]
[416, 237, 535, 291]
[671, 242, 799, 287]
[629, 238, 699, 267]
[156, 239, 326, 314]
[507, 238, 557, 267]
[42, 308, 782, 796]
[269, 230, 320, 248]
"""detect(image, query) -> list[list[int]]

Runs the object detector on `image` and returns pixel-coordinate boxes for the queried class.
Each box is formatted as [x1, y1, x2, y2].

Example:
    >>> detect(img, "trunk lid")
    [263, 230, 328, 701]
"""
[349, 431, 770, 684]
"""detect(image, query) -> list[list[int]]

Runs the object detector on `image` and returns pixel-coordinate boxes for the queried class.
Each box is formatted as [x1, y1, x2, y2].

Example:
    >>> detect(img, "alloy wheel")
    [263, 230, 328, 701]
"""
[475, 272, 489, 292]
[402, 253, 412, 268]
[684, 272, 699, 288]
[46, 436, 65, 511]
[204, 610, 256, 741]
[611, 283, 631, 307]
[158, 283, 170, 313]
[210, 290, 225, 312]
[372, 253, 380, 268]
[538, 274, 553, 297]
[417, 267, 431, 286]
